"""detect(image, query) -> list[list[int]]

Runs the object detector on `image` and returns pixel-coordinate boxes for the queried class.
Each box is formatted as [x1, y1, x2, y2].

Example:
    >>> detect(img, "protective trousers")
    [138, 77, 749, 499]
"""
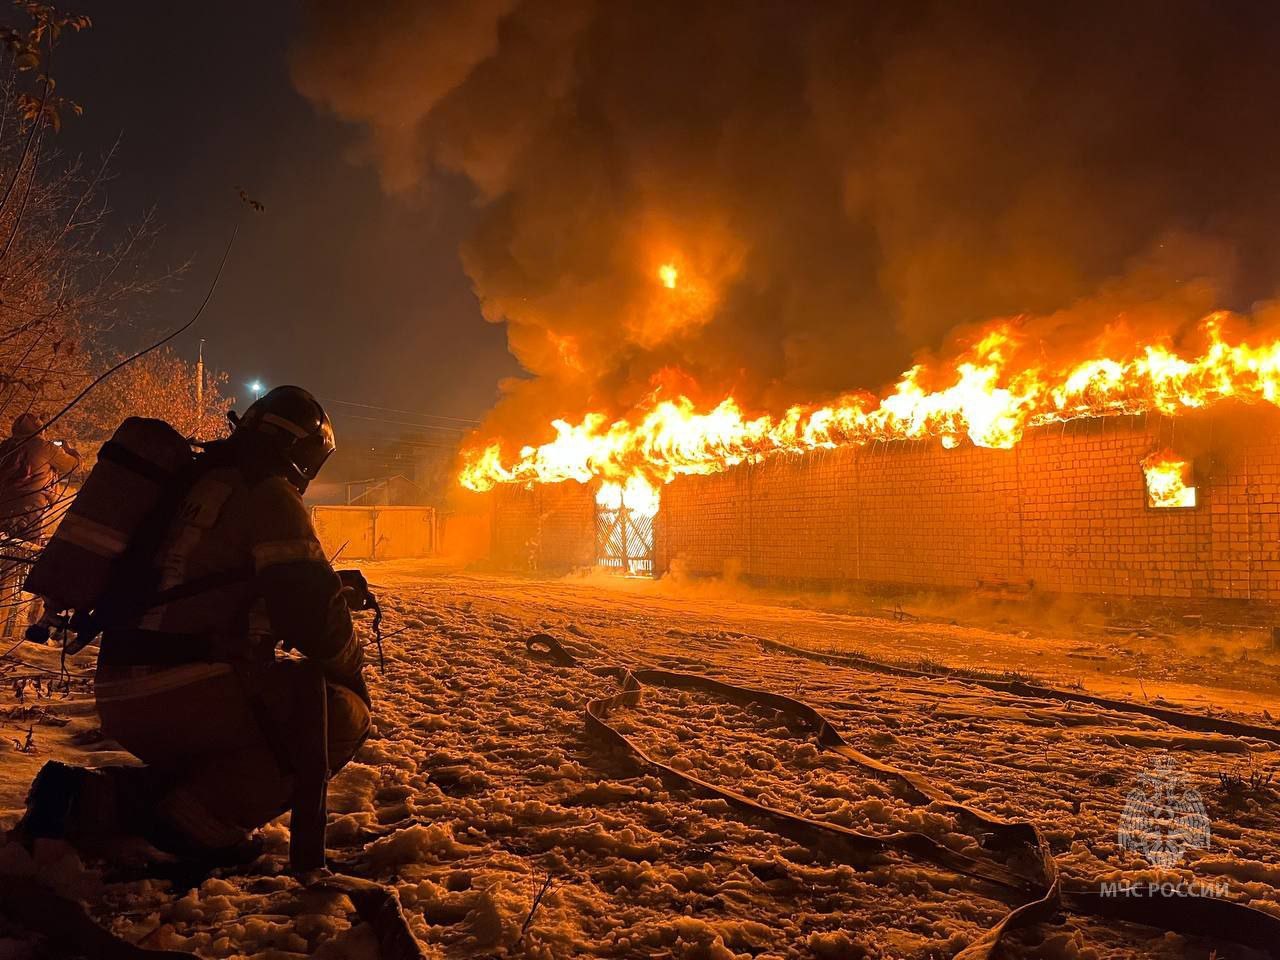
[91, 659, 369, 866]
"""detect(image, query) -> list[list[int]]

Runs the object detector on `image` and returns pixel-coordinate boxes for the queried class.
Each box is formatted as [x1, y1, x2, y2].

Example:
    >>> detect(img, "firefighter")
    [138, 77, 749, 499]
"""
[12, 386, 371, 870]
[0, 413, 80, 542]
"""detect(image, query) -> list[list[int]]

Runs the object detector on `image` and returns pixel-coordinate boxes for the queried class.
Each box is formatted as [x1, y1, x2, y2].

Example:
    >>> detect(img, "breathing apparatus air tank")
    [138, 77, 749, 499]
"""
[24, 417, 193, 634]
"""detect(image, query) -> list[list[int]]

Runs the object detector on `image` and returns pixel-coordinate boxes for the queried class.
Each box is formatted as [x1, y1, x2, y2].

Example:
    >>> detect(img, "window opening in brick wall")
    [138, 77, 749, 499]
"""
[595, 478, 658, 575]
[1141, 449, 1197, 509]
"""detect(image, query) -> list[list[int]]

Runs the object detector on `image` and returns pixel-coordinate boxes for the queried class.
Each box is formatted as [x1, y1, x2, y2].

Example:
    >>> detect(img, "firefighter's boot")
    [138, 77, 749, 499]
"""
[7, 760, 91, 846]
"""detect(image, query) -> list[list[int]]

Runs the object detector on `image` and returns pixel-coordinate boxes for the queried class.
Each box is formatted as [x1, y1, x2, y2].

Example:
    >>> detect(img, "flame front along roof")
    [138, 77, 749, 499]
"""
[460, 313, 1280, 494]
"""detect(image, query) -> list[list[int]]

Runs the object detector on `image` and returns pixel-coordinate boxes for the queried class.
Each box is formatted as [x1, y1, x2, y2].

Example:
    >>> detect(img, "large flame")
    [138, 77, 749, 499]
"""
[459, 312, 1279, 495]
[596, 475, 661, 518]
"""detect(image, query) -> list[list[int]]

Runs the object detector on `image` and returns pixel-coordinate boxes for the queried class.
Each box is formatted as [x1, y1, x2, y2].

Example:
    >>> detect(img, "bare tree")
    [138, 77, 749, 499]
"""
[0, 4, 183, 625]
[66, 346, 233, 442]
[0, 2, 162, 436]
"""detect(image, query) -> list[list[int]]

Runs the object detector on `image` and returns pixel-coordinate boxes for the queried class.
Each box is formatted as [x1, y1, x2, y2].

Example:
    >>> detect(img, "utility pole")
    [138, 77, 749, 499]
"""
[195, 339, 205, 420]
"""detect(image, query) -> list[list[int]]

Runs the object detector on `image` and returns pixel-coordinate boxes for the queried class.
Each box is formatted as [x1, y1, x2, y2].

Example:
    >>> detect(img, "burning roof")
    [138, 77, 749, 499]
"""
[458, 312, 1280, 498]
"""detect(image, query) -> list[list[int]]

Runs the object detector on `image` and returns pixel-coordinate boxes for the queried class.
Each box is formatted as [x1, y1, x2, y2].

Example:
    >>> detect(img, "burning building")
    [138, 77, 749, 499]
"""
[467, 315, 1280, 613]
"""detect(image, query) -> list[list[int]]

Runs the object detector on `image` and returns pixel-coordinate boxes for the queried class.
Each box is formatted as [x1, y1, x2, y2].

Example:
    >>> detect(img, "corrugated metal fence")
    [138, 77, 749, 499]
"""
[312, 506, 437, 561]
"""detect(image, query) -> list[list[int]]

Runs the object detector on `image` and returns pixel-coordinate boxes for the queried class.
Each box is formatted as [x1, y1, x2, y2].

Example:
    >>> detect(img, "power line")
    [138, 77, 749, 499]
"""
[327, 411, 471, 434]
[319, 396, 481, 426]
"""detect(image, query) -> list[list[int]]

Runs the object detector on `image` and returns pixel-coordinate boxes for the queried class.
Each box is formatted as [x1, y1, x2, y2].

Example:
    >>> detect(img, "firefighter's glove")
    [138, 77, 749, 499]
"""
[337, 569, 374, 611]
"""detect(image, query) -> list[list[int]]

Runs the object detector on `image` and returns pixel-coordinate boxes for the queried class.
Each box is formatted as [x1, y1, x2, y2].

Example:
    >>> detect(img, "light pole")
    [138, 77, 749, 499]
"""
[248, 380, 264, 401]
[195, 340, 204, 413]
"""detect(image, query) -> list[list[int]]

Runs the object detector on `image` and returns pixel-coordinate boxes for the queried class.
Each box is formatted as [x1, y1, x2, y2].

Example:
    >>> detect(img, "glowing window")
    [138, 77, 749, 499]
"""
[1141, 450, 1196, 509]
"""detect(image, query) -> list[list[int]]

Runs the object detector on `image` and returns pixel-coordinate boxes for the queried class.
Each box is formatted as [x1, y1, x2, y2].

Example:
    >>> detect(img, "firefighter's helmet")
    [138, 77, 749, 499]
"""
[231, 386, 335, 492]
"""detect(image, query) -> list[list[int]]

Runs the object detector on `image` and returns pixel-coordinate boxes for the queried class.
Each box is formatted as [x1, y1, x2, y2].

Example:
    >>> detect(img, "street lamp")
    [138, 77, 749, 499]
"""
[248, 380, 264, 400]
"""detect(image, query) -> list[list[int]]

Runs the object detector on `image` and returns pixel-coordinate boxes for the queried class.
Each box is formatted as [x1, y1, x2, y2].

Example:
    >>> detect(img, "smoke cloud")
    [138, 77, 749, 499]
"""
[292, 1, 1280, 446]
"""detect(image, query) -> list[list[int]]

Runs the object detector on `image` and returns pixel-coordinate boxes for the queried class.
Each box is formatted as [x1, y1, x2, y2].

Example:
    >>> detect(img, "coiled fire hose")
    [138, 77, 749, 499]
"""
[524, 632, 1280, 959]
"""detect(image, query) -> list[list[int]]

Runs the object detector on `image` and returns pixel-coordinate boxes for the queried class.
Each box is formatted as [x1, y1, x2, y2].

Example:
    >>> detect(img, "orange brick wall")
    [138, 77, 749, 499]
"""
[491, 481, 595, 571]
[485, 408, 1280, 606]
[656, 409, 1280, 605]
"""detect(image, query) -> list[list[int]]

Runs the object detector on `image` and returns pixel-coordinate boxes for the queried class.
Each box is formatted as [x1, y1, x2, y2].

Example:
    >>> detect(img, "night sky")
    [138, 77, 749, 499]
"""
[56, 1, 519, 437]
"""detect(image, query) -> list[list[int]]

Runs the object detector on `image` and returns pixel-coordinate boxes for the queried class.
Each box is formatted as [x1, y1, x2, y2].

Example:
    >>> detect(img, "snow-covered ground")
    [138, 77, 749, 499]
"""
[2, 565, 1278, 959]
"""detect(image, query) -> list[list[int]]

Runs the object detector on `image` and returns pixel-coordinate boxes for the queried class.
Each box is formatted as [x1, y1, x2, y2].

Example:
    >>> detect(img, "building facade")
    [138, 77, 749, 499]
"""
[487, 408, 1280, 608]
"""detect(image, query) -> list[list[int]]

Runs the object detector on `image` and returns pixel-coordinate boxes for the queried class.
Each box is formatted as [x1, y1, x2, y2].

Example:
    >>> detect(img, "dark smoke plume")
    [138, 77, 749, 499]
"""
[292, 1, 1280, 444]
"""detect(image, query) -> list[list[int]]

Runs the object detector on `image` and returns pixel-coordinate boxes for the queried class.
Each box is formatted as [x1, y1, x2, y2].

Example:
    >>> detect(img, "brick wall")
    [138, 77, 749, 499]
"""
[490, 481, 595, 572]
[487, 407, 1280, 606]
[656, 407, 1280, 605]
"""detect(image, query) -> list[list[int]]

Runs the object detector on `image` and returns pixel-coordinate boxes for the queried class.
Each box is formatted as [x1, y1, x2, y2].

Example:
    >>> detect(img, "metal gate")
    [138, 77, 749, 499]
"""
[596, 501, 655, 576]
[311, 506, 437, 561]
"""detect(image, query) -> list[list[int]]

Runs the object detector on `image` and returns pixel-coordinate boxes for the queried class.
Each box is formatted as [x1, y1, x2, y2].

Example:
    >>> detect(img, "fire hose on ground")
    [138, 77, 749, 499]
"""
[524, 632, 1280, 959]
[754, 633, 1280, 746]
